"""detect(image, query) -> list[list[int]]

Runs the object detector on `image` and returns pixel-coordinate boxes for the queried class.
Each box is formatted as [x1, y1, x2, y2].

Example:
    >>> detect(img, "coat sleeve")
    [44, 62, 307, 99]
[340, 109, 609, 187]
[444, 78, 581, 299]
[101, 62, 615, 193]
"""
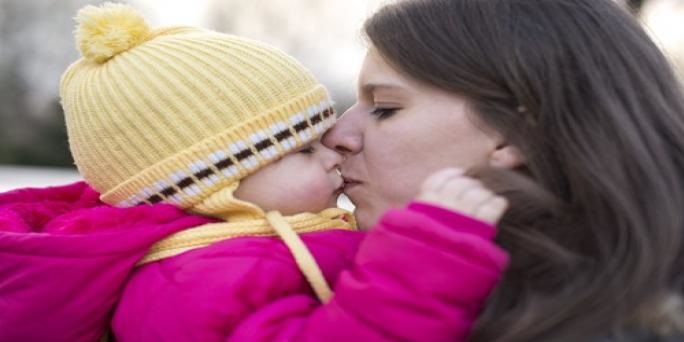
[226, 201, 509, 342]
[0, 204, 210, 342]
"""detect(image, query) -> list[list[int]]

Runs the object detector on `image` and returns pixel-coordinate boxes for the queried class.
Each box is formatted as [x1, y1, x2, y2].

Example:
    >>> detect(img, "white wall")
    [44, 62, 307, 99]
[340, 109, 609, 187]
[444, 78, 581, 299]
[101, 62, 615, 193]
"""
[0, 166, 81, 192]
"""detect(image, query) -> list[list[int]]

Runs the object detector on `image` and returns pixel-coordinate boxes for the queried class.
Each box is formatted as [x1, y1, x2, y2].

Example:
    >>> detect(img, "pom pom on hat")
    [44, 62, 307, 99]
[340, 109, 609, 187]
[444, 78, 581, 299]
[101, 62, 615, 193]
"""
[75, 2, 151, 63]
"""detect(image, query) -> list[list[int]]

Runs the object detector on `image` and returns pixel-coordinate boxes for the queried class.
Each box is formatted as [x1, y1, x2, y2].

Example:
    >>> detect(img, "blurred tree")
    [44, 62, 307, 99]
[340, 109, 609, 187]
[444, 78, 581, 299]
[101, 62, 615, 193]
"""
[0, 0, 97, 167]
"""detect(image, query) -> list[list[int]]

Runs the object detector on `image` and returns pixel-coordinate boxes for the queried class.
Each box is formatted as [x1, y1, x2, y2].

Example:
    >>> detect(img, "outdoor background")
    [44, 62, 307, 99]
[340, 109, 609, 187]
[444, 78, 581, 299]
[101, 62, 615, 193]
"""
[0, 0, 681, 191]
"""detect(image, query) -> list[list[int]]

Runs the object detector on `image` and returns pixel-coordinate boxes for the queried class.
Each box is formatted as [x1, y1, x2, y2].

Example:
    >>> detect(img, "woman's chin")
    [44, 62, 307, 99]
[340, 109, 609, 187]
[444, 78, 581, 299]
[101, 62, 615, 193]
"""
[353, 207, 381, 231]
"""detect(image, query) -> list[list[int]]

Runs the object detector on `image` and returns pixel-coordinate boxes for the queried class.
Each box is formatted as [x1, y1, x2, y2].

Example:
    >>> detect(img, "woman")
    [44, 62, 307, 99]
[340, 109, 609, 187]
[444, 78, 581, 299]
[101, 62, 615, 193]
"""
[324, 0, 684, 340]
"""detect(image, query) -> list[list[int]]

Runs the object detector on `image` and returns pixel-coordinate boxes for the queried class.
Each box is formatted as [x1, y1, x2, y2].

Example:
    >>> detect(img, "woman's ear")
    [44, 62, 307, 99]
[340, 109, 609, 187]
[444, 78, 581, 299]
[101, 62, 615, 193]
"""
[489, 144, 524, 169]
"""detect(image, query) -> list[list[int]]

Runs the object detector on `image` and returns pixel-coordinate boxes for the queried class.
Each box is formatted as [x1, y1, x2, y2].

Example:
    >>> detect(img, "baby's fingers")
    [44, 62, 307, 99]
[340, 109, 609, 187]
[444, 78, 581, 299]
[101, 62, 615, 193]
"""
[473, 196, 509, 225]
[416, 168, 509, 225]
[441, 177, 485, 201]
[420, 168, 465, 194]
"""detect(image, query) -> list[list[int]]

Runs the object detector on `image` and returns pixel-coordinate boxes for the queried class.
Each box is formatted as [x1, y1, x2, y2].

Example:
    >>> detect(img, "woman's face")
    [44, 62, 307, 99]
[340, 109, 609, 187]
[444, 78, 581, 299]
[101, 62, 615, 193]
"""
[323, 50, 504, 229]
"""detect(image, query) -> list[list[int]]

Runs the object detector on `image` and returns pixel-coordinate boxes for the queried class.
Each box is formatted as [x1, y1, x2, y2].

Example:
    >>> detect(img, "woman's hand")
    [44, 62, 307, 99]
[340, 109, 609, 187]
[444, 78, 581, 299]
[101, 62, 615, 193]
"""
[416, 168, 508, 225]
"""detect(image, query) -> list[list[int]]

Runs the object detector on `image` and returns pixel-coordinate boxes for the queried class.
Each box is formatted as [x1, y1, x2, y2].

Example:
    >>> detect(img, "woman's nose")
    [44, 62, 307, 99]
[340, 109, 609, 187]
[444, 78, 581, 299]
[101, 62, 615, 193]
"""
[322, 107, 363, 155]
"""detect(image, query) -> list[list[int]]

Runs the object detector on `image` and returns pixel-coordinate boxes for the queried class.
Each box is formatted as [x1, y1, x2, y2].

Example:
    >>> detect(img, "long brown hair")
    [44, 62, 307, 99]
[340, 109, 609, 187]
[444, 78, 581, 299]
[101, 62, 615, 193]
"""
[364, 0, 684, 341]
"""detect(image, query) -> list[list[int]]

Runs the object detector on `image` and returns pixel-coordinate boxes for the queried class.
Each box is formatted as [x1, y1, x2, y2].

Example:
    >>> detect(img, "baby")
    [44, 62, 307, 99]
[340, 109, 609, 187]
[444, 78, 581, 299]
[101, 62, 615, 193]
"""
[0, 3, 509, 342]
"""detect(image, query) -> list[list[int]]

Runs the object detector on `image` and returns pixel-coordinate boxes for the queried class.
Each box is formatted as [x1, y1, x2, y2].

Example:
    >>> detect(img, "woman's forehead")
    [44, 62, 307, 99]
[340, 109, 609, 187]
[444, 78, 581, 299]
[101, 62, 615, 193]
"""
[360, 51, 405, 85]
[358, 52, 419, 96]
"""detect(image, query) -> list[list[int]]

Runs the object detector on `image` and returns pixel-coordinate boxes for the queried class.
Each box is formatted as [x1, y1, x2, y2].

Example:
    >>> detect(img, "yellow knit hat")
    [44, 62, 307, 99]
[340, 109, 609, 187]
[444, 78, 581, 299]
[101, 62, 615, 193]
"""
[60, 3, 336, 209]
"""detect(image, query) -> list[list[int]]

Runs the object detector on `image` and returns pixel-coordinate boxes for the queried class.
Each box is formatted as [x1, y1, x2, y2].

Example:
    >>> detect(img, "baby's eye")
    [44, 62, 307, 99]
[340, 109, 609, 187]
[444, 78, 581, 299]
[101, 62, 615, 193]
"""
[298, 145, 315, 154]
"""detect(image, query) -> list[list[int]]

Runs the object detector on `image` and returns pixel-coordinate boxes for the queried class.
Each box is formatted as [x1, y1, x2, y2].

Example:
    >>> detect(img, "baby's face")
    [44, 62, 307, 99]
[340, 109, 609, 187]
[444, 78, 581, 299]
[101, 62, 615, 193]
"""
[234, 139, 344, 215]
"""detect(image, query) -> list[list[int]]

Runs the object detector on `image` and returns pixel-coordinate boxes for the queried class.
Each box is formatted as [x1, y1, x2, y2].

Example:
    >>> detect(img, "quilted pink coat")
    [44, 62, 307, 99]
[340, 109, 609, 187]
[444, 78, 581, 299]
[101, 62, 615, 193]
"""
[0, 182, 507, 341]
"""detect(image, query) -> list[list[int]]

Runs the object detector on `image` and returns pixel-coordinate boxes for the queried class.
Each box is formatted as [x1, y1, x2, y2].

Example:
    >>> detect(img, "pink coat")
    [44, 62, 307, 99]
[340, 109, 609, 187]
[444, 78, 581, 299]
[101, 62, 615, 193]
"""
[0, 182, 508, 342]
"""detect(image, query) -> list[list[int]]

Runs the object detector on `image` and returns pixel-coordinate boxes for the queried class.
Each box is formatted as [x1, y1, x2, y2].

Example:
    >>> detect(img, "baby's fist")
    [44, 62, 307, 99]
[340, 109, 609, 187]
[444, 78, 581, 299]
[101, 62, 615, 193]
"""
[417, 168, 508, 225]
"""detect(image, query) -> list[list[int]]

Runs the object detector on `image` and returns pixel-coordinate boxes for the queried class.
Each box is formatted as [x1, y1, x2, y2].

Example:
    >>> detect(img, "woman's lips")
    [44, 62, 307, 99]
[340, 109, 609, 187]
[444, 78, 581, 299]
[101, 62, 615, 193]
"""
[342, 176, 362, 191]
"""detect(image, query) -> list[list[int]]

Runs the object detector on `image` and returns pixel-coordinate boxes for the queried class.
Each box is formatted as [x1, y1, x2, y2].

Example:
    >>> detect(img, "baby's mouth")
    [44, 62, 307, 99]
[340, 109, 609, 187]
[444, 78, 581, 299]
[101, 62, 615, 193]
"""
[333, 180, 345, 195]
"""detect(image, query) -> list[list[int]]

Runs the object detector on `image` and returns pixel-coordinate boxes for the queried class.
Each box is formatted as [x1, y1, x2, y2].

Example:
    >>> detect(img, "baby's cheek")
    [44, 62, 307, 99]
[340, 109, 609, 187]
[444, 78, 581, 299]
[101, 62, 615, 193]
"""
[292, 178, 333, 209]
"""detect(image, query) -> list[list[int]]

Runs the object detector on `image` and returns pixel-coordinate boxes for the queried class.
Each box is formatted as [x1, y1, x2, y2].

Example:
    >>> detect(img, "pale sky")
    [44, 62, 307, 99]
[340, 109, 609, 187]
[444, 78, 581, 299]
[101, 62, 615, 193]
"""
[132, 0, 388, 101]
[642, 0, 684, 76]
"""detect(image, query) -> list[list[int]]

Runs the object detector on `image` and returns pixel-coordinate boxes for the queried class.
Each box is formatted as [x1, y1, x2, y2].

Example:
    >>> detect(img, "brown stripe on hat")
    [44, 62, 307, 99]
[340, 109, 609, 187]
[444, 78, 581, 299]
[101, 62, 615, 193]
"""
[142, 106, 336, 205]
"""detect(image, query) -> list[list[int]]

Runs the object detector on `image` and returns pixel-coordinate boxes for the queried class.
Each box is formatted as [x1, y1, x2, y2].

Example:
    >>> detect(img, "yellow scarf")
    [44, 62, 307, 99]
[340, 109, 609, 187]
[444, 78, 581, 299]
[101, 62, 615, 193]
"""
[138, 182, 357, 302]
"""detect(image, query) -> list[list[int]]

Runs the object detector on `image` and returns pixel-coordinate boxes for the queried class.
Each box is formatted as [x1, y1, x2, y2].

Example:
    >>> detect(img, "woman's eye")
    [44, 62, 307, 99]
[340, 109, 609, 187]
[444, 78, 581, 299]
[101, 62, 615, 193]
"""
[298, 146, 315, 154]
[370, 107, 399, 119]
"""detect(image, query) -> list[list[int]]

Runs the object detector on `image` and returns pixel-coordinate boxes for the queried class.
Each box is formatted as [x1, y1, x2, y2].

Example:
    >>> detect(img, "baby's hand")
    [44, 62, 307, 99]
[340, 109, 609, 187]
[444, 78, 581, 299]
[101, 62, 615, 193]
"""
[416, 168, 509, 225]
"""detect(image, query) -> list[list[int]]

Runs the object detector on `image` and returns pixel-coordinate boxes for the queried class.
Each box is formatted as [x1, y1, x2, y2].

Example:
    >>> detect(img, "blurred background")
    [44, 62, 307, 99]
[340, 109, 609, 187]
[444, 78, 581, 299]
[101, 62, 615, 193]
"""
[0, 0, 682, 191]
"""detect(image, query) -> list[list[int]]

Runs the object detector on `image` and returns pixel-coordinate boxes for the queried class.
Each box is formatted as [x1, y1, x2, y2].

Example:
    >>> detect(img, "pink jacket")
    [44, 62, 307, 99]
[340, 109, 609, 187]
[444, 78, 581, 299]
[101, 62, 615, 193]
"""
[0, 182, 508, 342]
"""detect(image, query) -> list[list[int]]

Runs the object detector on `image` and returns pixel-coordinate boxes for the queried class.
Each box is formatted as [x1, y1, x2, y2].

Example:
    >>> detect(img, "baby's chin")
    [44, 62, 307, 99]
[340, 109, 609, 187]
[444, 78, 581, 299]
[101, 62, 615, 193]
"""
[292, 197, 339, 215]
[328, 196, 341, 209]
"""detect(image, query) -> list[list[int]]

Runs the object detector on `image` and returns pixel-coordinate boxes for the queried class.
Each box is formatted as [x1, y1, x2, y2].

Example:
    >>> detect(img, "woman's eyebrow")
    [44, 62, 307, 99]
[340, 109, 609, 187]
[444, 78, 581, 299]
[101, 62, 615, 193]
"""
[361, 82, 405, 94]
